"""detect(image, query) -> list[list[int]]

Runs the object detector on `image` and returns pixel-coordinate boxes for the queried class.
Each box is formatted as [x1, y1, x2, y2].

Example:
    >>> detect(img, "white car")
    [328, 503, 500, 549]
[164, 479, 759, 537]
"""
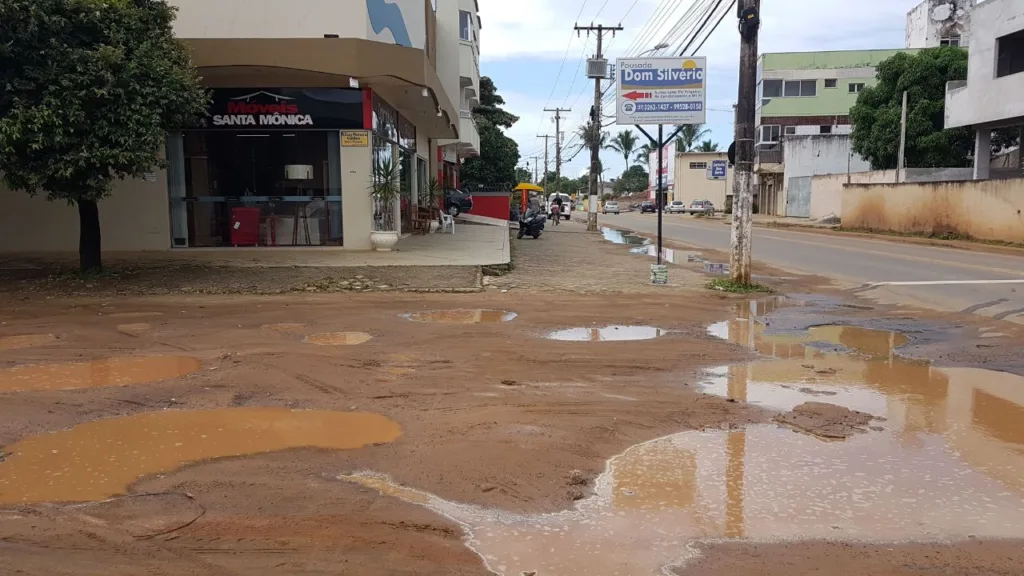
[666, 200, 687, 214]
[602, 201, 620, 215]
[547, 193, 572, 220]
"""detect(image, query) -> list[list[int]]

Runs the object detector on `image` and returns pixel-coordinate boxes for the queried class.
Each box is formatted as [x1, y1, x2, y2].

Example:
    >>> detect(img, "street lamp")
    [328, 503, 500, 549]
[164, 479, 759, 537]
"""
[638, 43, 670, 56]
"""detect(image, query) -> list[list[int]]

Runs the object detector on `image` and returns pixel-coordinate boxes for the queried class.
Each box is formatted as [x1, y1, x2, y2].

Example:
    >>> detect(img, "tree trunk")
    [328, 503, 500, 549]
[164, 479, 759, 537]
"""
[78, 199, 102, 273]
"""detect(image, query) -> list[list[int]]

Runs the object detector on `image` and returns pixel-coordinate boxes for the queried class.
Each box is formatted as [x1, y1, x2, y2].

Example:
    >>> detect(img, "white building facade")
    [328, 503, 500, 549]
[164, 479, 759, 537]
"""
[906, 0, 975, 49]
[0, 0, 482, 252]
[945, 0, 1024, 180]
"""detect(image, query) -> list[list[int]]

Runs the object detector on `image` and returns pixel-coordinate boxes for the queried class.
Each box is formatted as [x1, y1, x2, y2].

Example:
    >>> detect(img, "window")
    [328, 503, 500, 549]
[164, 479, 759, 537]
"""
[997, 29, 1024, 78]
[689, 162, 708, 170]
[824, 78, 838, 88]
[849, 83, 866, 93]
[940, 36, 961, 47]
[459, 10, 472, 41]
[820, 125, 833, 134]
[763, 79, 783, 98]
[758, 125, 781, 144]
[782, 79, 817, 97]
[784, 126, 797, 135]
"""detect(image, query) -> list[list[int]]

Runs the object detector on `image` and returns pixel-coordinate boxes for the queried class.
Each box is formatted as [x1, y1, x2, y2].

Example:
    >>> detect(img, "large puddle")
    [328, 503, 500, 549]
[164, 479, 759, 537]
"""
[403, 309, 517, 324]
[601, 227, 650, 246]
[0, 356, 202, 392]
[547, 325, 666, 342]
[0, 408, 401, 504]
[340, 304, 1024, 574]
[0, 334, 57, 351]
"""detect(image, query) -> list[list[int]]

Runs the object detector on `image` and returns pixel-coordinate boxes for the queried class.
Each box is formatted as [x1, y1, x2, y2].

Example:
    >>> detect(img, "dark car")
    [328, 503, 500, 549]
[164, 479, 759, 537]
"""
[640, 201, 656, 214]
[444, 189, 474, 217]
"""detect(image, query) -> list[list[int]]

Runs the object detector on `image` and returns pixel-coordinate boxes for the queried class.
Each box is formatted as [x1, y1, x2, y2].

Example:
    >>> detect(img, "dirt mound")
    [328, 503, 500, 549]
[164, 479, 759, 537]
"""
[774, 402, 879, 440]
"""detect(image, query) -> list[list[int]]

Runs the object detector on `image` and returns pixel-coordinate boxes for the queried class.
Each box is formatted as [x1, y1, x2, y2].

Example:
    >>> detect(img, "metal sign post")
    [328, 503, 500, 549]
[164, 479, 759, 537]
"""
[616, 56, 707, 277]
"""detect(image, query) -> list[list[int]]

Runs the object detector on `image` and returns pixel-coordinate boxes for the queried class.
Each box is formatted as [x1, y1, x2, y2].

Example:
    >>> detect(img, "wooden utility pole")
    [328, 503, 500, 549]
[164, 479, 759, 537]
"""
[537, 134, 553, 190]
[544, 108, 570, 186]
[575, 23, 621, 231]
[730, 0, 760, 285]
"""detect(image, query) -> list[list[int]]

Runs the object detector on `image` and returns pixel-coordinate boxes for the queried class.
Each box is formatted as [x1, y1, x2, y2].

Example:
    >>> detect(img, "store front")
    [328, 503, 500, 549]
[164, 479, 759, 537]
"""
[167, 88, 362, 247]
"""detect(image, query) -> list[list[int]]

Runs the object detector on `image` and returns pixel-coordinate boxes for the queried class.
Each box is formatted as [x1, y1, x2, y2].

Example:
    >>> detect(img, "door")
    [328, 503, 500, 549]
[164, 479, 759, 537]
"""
[786, 176, 812, 218]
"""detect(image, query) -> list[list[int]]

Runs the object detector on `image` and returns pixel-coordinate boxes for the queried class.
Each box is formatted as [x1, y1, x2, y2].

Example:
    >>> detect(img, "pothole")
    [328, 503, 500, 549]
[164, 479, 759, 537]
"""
[546, 325, 666, 342]
[0, 408, 401, 504]
[0, 334, 57, 351]
[304, 332, 373, 346]
[403, 310, 518, 324]
[0, 356, 202, 392]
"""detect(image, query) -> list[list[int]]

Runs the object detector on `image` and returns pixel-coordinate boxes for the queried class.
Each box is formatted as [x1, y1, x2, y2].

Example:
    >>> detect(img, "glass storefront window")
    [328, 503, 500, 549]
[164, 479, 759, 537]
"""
[174, 131, 343, 247]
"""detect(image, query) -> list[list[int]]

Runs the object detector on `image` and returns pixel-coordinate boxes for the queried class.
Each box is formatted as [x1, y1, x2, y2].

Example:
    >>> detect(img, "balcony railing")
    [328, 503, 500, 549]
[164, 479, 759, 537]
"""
[756, 144, 783, 165]
[459, 109, 472, 119]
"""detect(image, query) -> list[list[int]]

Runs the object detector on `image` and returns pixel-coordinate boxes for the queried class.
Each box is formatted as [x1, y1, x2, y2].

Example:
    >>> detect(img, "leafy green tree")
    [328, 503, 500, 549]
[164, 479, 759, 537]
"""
[0, 0, 209, 272]
[613, 165, 649, 195]
[634, 142, 655, 165]
[673, 123, 710, 152]
[850, 47, 979, 169]
[604, 130, 639, 173]
[514, 167, 532, 183]
[696, 139, 720, 152]
[461, 77, 521, 187]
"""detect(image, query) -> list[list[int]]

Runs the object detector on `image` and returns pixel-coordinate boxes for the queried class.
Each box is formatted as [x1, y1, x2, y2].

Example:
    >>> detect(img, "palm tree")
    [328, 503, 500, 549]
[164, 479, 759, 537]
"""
[696, 139, 720, 152]
[604, 130, 639, 173]
[673, 123, 710, 152]
[572, 122, 608, 173]
[633, 142, 655, 166]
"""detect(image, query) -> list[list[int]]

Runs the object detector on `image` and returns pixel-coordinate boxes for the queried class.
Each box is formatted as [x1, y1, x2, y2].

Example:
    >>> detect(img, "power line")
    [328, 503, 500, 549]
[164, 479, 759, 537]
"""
[534, 0, 592, 137]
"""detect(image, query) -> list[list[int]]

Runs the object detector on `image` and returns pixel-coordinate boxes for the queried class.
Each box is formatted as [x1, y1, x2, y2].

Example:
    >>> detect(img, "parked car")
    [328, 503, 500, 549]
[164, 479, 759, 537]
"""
[640, 201, 656, 214]
[547, 193, 573, 220]
[602, 201, 620, 215]
[684, 199, 715, 216]
[665, 200, 687, 214]
[444, 189, 474, 217]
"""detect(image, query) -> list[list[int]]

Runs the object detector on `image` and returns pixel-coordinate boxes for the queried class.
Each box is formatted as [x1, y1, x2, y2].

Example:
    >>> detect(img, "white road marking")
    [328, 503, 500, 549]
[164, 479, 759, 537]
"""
[868, 280, 1024, 287]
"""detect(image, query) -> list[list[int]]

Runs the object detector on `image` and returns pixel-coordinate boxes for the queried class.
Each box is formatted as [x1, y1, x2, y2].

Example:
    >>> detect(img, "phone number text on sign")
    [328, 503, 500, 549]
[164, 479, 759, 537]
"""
[636, 102, 704, 113]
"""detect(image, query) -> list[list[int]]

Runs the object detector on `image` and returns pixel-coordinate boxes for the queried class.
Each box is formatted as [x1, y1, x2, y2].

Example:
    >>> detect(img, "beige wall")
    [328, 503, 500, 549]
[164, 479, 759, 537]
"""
[0, 172, 170, 253]
[341, 132, 374, 250]
[810, 171, 897, 220]
[672, 152, 733, 208]
[842, 179, 1024, 241]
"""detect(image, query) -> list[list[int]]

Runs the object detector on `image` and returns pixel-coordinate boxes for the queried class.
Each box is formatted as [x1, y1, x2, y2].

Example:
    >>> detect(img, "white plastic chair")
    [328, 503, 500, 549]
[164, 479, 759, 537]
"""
[440, 213, 455, 234]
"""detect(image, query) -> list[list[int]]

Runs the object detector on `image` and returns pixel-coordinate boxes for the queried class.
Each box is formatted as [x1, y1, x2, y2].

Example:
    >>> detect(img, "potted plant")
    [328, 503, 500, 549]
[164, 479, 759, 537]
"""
[369, 157, 401, 251]
[424, 176, 442, 232]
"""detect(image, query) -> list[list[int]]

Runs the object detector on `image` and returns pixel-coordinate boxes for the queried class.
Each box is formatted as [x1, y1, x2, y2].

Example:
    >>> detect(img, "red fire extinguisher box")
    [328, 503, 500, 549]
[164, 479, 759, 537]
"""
[230, 207, 261, 246]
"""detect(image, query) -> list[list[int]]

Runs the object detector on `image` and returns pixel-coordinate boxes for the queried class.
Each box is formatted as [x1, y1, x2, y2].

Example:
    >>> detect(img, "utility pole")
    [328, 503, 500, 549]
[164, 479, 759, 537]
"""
[730, 0, 760, 285]
[896, 90, 908, 184]
[544, 108, 570, 186]
[575, 23, 622, 232]
[530, 155, 541, 183]
[537, 134, 553, 190]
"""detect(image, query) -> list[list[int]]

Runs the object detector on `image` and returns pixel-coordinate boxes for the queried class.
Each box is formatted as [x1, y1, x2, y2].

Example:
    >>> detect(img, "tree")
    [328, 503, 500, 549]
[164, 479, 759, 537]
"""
[604, 130, 639, 173]
[461, 77, 521, 187]
[515, 167, 532, 183]
[850, 47, 977, 170]
[673, 123, 710, 152]
[634, 142, 655, 165]
[0, 0, 209, 272]
[696, 139, 720, 152]
[570, 122, 607, 174]
[613, 165, 649, 195]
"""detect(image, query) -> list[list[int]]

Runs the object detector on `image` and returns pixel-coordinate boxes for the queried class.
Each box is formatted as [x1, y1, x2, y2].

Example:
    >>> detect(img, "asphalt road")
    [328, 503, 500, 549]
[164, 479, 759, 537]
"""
[610, 211, 1024, 324]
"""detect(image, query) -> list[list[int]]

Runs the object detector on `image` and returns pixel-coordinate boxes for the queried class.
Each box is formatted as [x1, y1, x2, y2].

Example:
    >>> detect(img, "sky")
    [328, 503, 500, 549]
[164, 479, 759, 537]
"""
[476, 0, 924, 179]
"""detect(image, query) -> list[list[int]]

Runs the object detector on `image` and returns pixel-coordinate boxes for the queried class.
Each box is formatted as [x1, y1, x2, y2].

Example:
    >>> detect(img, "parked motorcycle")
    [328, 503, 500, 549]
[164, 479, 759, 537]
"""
[517, 209, 546, 239]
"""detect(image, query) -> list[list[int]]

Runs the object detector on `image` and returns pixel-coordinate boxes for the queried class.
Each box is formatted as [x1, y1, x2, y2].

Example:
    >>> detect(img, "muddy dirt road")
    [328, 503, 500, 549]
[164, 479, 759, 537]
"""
[2, 221, 1024, 575]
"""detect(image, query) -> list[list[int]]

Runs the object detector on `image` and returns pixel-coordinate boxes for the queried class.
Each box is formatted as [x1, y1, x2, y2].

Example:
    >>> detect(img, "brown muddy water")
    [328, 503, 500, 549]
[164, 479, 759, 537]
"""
[403, 309, 518, 324]
[547, 325, 667, 342]
[0, 408, 401, 504]
[0, 356, 202, 392]
[304, 332, 374, 345]
[339, 303, 1024, 575]
[0, 334, 57, 351]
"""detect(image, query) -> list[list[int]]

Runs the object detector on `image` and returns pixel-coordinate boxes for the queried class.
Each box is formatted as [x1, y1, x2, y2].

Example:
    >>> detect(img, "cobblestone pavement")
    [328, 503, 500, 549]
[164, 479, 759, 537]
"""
[489, 219, 706, 293]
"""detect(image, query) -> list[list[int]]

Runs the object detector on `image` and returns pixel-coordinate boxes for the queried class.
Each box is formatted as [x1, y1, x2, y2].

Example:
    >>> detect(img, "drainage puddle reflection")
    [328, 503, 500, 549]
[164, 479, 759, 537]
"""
[0, 356, 202, 392]
[0, 334, 57, 351]
[601, 227, 650, 246]
[0, 408, 401, 504]
[547, 325, 666, 341]
[403, 310, 517, 324]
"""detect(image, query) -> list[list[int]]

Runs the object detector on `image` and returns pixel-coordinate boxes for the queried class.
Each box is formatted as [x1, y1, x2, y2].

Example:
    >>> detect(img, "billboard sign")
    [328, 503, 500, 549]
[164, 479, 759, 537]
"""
[616, 57, 707, 126]
[708, 159, 728, 180]
[647, 140, 676, 199]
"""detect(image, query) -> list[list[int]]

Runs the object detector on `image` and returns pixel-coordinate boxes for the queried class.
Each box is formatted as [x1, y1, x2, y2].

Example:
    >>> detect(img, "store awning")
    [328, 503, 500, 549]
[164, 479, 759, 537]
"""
[185, 38, 458, 139]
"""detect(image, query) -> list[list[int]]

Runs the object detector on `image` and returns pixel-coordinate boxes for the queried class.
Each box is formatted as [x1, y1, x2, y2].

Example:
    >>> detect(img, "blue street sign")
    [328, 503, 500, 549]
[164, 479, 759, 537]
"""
[708, 160, 728, 180]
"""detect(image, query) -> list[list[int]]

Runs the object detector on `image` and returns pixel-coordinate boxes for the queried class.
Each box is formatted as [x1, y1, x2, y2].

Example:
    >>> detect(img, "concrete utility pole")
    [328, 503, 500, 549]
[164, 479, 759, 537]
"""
[537, 134, 553, 190]
[575, 23, 622, 232]
[530, 155, 541, 183]
[730, 0, 760, 285]
[544, 108, 570, 186]
[897, 90, 908, 184]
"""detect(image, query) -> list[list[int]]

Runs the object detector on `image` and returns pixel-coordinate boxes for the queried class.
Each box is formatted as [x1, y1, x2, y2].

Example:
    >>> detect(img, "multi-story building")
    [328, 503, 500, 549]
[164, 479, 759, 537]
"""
[0, 0, 481, 252]
[945, 0, 1024, 180]
[906, 0, 974, 49]
[754, 49, 910, 216]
